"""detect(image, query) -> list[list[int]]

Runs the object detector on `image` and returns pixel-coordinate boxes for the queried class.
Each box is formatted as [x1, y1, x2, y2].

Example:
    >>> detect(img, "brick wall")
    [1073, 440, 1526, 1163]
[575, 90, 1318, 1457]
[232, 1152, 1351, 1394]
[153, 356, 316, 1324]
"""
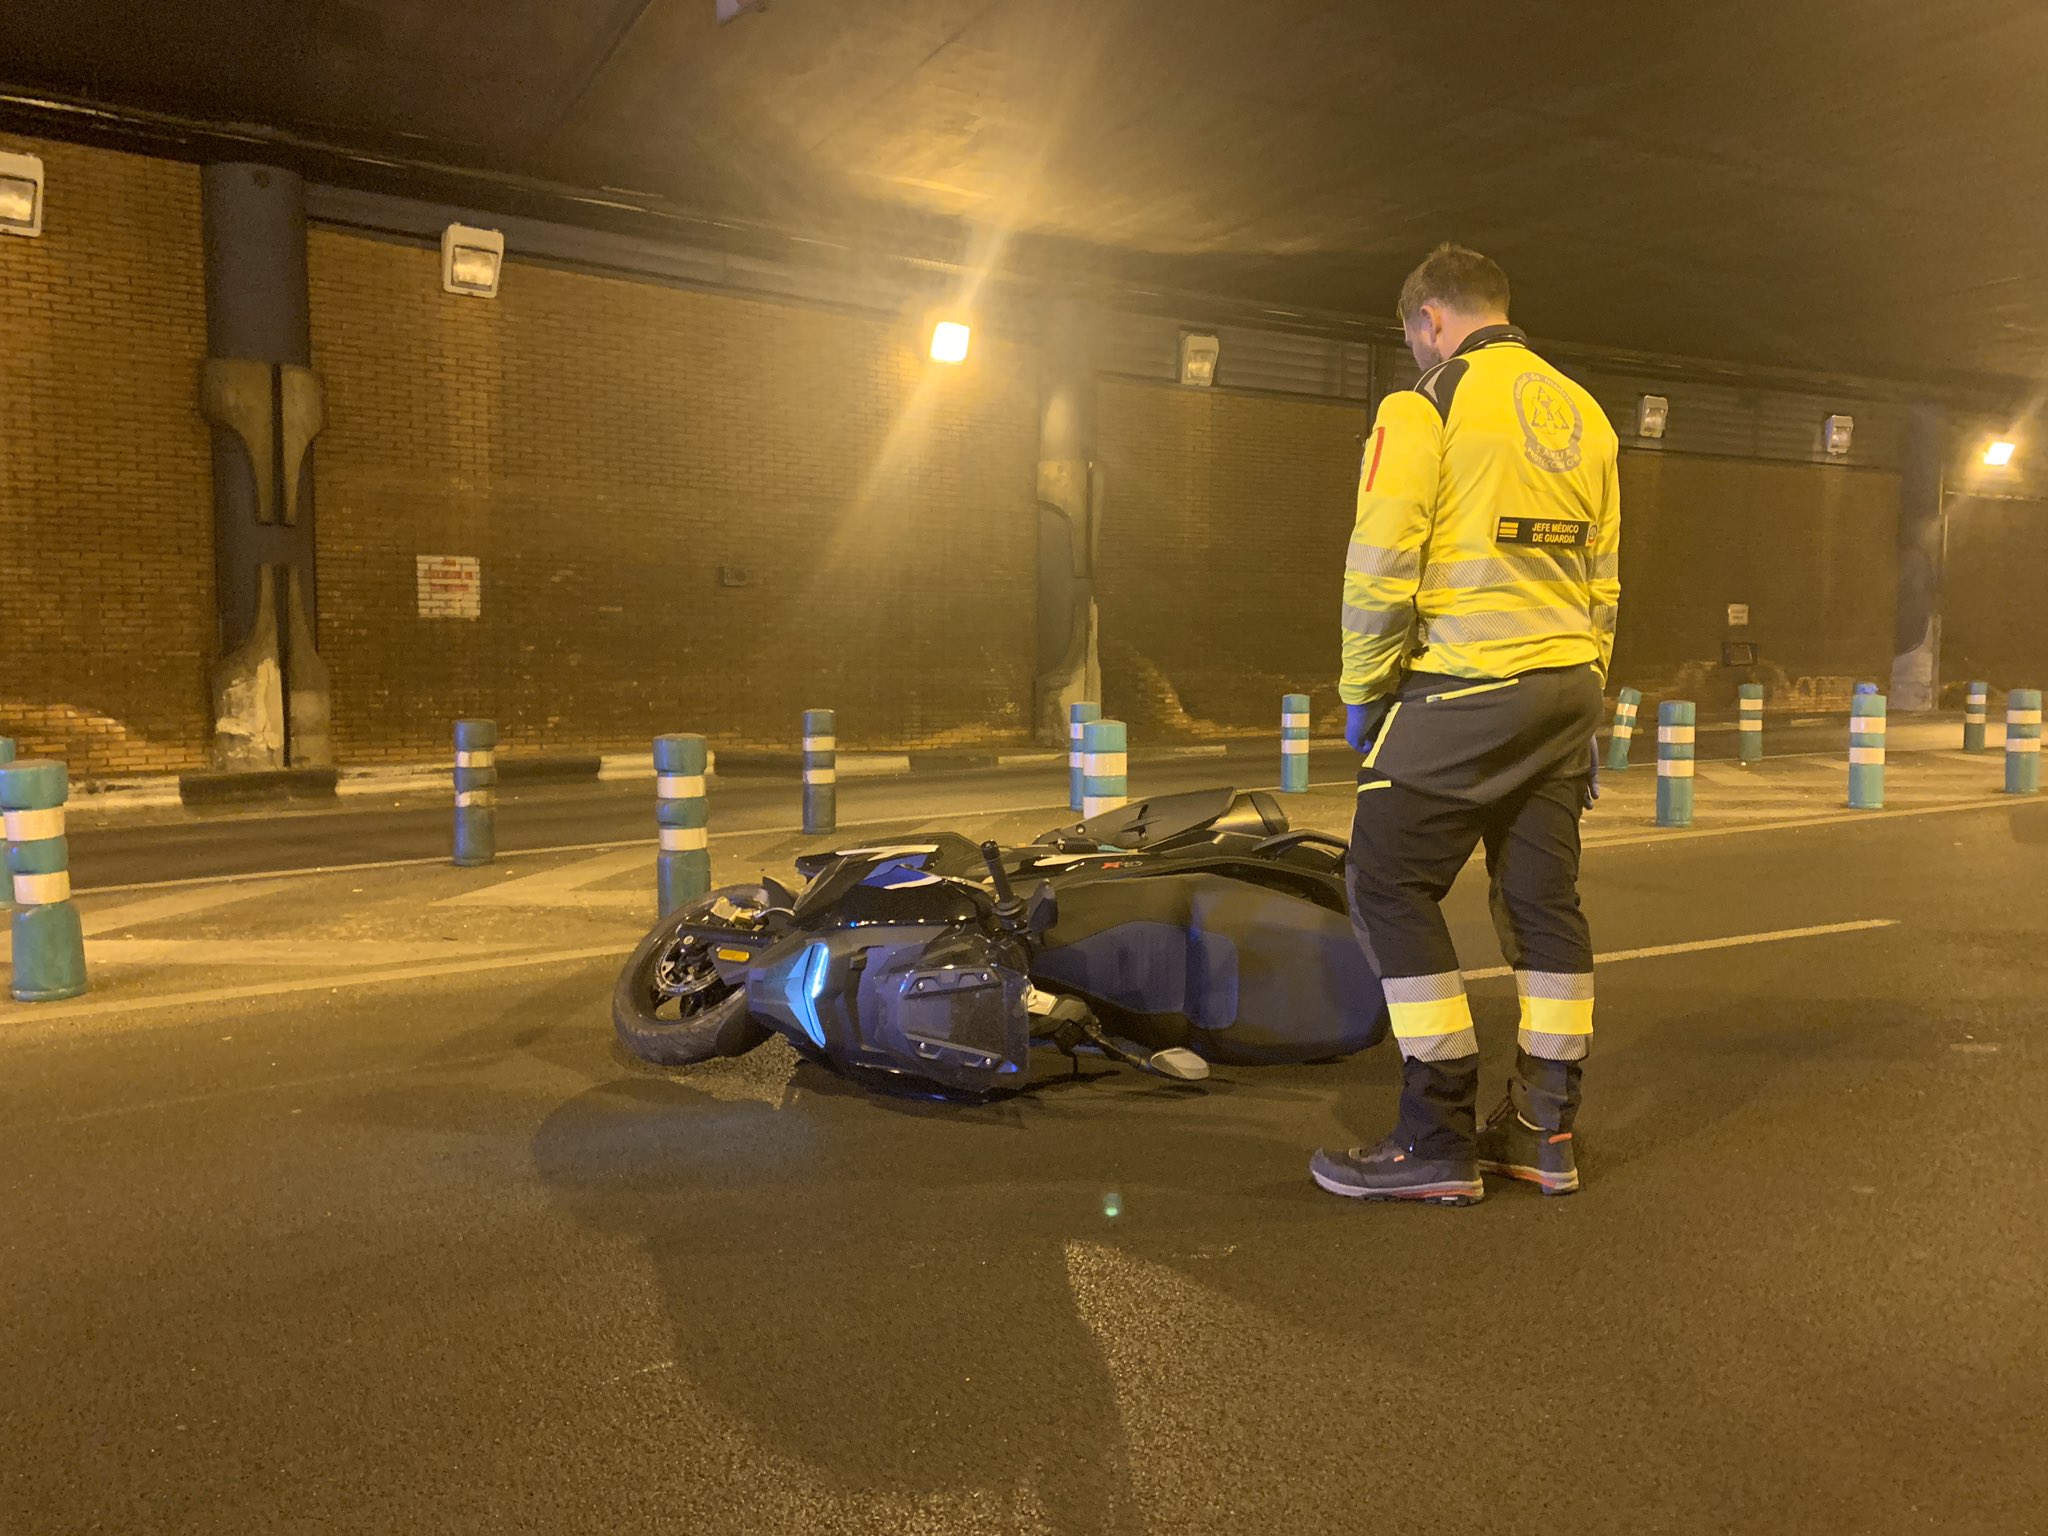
[0, 139, 1943, 779]
[1094, 379, 1365, 734]
[306, 232, 1042, 761]
[1093, 381, 1906, 730]
[0, 135, 214, 777]
[1609, 454, 1901, 710]
[1943, 493, 2048, 697]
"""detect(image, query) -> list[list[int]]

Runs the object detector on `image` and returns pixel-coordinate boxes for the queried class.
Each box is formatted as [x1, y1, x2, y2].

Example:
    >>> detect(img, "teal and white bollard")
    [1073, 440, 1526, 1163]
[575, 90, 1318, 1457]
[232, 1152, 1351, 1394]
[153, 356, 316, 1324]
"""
[1080, 719, 1128, 819]
[803, 708, 836, 835]
[1848, 693, 1887, 809]
[0, 757, 88, 1002]
[1606, 688, 1642, 771]
[1964, 682, 1990, 753]
[1280, 693, 1310, 793]
[1656, 701, 1695, 828]
[2006, 689, 2042, 795]
[0, 737, 13, 914]
[452, 719, 497, 867]
[1737, 683, 1764, 766]
[654, 733, 711, 915]
[1068, 701, 1101, 812]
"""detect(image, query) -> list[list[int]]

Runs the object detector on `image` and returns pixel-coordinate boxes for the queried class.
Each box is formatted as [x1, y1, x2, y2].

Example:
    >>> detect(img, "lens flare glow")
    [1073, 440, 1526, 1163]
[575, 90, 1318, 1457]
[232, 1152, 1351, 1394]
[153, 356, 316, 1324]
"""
[930, 321, 972, 364]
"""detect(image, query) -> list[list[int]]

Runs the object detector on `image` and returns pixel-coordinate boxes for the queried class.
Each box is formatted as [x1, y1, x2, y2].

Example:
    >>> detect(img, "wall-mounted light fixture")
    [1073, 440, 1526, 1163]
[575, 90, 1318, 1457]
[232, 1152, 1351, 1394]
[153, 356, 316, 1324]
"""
[1635, 394, 1670, 439]
[1984, 438, 2017, 468]
[929, 320, 972, 364]
[1822, 414, 1855, 457]
[0, 150, 46, 238]
[1179, 332, 1221, 388]
[441, 223, 504, 298]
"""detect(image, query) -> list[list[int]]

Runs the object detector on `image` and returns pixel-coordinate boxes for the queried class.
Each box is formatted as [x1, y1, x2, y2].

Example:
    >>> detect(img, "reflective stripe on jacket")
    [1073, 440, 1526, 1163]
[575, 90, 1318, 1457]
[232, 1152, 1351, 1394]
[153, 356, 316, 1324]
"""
[1339, 325, 1621, 704]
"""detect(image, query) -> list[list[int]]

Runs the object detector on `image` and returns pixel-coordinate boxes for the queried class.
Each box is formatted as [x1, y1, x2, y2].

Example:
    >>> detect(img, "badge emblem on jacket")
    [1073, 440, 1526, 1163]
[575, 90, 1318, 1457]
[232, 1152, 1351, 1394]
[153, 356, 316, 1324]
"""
[1514, 372, 1584, 473]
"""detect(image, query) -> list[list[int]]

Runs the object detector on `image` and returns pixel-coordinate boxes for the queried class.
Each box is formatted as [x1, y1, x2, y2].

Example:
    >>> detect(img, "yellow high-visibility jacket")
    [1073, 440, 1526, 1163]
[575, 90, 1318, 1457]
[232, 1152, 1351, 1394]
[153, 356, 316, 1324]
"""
[1339, 325, 1621, 704]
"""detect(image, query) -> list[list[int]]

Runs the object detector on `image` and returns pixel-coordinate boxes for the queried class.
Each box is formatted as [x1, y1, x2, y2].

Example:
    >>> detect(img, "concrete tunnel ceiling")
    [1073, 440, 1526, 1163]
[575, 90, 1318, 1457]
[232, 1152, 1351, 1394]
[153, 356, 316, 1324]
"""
[4, 0, 2047, 388]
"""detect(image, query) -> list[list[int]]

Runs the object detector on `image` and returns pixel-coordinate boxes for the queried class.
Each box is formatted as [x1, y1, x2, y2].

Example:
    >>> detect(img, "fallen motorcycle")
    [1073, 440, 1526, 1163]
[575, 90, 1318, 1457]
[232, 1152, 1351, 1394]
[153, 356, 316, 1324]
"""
[611, 786, 1388, 1096]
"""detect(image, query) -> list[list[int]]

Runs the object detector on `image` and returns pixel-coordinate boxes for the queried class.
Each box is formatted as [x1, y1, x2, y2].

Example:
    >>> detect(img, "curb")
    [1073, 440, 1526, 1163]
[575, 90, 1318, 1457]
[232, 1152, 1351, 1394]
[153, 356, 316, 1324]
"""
[178, 768, 340, 806]
[67, 779, 186, 812]
[498, 755, 602, 784]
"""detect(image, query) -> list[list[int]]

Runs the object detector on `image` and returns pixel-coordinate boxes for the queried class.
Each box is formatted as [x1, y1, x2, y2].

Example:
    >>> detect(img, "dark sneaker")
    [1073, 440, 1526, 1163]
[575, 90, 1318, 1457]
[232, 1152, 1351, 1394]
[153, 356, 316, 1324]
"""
[1474, 1099, 1580, 1195]
[1309, 1137, 1484, 1205]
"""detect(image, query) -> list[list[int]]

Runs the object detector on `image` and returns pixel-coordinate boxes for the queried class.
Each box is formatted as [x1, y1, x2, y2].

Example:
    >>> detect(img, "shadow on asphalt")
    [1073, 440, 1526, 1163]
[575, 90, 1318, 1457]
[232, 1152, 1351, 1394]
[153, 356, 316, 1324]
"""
[508, 995, 1403, 1531]
[528, 1064, 1152, 1528]
[310, 927, 2017, 1530]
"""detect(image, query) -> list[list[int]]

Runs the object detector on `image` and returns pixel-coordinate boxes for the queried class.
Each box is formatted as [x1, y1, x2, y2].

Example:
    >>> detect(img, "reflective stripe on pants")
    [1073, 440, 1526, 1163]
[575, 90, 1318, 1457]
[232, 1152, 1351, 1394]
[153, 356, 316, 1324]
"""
[1350, 666, 1601, 1070]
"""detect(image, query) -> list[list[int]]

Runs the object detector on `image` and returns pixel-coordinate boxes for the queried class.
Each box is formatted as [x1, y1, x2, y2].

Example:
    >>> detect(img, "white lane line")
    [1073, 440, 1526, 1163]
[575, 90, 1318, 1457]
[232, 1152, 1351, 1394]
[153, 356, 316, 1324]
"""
[77, 846, 626, 897]
[70, 767, 2042, 900]
[1584, 795, 2028, 848]
[76, 879, 296, 937]
[0, 937, 527, 968]
[1308, 784, 2034, 849]
[0, 943, 633, 1031]
[69, 801, 1082, 898]
[435, 846, 651, 908]
[5, 912, 1902, 1033]
[1462, 919, 1898, 982]
[1308, 741, 1985, 792]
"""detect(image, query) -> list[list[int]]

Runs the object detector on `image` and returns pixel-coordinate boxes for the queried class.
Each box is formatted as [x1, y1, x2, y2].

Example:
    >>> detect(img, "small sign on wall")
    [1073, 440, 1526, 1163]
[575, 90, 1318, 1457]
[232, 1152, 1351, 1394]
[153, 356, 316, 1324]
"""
[1727, 603, 1750, 628]
[417, 555, 481, 620]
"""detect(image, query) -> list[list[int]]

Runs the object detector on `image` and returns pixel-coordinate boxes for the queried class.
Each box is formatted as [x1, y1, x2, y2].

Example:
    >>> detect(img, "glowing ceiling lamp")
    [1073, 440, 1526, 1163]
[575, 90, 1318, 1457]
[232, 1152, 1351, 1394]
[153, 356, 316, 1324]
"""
[441, 223, 504, 298]
[1179, 332, 1220, 387]
[930, 320, 972, 364]
[0, 150, 45, 238]
[1984, 439, 2017, 468]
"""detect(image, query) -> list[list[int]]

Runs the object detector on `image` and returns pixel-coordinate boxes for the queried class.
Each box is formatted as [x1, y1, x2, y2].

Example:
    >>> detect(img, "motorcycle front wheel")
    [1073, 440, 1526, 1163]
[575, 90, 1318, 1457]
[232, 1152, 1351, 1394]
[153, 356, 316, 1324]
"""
[611, 885, 778, 1067]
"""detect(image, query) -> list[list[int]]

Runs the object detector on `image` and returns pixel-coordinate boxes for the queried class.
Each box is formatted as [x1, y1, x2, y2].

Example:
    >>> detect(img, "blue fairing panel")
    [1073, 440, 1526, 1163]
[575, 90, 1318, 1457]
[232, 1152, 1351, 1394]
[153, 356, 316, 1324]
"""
[1033, 872, 1387, 1063]
[1034, 919, 1241, 1031]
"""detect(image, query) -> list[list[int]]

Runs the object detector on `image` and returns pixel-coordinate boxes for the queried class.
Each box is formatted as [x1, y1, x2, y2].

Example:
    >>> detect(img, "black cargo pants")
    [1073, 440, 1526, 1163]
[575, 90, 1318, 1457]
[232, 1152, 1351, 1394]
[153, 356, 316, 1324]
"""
[1348, 664, 1605, 1087]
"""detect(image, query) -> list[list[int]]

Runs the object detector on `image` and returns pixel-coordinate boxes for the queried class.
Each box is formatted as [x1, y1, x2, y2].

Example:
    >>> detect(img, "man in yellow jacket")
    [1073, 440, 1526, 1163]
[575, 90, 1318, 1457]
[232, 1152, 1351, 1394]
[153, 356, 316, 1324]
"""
[1310, 244, 1620, 1206]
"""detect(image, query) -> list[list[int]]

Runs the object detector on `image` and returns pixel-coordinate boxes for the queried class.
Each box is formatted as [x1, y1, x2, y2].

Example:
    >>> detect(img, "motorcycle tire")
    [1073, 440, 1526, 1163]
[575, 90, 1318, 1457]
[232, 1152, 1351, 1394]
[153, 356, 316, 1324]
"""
[611, 885, 777, 1067]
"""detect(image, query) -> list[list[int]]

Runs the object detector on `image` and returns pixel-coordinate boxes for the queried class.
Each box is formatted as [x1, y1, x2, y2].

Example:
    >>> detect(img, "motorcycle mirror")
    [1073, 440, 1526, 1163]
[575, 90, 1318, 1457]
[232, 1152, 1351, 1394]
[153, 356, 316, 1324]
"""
[1144, 1048, 1210, 1083]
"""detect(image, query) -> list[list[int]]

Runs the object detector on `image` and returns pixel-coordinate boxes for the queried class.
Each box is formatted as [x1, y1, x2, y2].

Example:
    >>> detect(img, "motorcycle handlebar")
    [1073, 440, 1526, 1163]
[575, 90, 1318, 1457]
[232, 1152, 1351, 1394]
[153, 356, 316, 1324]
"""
[979, 841, 1042, 949]
[979, 840, 1021, 914]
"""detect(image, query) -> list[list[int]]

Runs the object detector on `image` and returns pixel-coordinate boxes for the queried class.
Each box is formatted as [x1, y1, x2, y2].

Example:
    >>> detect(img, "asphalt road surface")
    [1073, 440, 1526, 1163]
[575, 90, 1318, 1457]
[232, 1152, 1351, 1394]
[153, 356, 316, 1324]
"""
[4, 777, 2042, 1532]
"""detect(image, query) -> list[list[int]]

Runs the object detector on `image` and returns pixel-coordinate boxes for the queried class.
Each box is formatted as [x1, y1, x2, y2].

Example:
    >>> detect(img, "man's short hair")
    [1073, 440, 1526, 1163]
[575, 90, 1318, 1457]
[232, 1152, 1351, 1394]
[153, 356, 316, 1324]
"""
[1397, 243, 1511, 323]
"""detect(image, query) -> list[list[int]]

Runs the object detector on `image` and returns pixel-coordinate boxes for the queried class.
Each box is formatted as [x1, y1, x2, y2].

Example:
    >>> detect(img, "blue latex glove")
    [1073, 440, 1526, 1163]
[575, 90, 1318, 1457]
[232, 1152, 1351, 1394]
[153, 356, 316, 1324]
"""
[1583, 734, 1601, 808]
[1346, 700, 1390, 755]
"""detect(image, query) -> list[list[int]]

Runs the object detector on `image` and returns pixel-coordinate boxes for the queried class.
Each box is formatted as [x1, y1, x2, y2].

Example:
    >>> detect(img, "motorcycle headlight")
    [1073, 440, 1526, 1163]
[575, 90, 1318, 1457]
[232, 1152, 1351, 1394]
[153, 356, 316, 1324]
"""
[782, 941, 832, 1049]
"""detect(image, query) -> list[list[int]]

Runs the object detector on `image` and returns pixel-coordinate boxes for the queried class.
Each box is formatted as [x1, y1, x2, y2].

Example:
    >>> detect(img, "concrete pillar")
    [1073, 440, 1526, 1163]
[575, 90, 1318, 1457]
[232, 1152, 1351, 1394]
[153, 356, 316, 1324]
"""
[1034, 299, 1103, 747]
[200, 163, 332, 769]
[1889, 404, 1945, 712]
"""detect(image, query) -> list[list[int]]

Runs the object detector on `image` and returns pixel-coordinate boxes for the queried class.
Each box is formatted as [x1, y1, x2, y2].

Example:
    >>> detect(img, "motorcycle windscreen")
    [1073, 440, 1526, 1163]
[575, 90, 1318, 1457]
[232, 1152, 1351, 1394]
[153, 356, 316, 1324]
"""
[1042, 787, 1288, 852]
[1032, 873, 1388, 1064]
